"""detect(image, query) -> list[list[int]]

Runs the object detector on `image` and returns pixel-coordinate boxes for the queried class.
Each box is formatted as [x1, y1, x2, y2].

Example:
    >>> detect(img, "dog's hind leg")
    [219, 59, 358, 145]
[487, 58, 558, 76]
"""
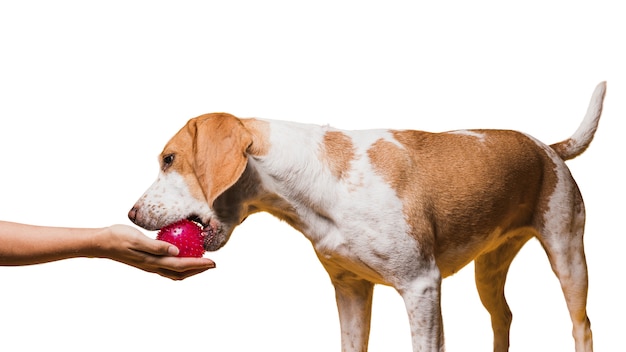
[474, 234, 532, 352]
[536, 172, 593, 352]
[538, 215, 593, 350]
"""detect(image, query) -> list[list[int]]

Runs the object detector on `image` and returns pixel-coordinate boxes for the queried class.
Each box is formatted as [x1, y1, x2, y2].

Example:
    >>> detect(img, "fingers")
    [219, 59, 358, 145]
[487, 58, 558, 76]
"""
[157, 267, 214, 281]
[139, 255, 216, 279]
[157, 256, 216, 271]
[135, 238, 216, 272]
[152, 258, 216, 280]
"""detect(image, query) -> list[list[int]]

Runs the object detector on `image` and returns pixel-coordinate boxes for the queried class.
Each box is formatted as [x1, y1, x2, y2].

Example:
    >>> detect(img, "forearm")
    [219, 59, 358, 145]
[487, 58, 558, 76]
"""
[0, 220, 103, 266]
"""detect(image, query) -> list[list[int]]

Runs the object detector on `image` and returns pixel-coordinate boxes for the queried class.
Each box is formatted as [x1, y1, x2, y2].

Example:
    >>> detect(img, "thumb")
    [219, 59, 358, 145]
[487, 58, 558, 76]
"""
[139, 237, 180, 256]
[153, 239, 180, 256]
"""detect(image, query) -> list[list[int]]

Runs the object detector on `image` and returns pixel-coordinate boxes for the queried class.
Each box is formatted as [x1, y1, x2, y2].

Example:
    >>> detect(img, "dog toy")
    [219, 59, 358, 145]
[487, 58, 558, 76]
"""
[157, 219, 205, 257]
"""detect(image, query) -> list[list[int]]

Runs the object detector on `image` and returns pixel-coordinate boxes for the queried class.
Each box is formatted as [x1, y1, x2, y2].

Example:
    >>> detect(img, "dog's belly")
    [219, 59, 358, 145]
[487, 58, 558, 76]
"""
[435, 226, 536, 277]
[311, 198, 540, 284]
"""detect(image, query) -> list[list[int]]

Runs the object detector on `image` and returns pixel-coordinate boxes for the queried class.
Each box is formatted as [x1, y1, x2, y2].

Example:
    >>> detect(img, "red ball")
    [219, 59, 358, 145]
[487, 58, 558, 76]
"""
[157, 219, 205, 257]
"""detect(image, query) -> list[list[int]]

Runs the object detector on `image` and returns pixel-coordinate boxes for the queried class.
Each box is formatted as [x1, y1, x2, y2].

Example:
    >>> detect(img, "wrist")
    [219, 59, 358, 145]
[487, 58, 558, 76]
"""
[88, 226, 113, 258]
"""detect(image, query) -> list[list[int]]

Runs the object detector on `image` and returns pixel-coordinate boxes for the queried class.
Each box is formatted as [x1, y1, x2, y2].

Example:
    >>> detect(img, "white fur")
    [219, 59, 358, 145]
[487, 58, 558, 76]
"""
[447, 129, 487, 141]
[131, 171, 211, 230]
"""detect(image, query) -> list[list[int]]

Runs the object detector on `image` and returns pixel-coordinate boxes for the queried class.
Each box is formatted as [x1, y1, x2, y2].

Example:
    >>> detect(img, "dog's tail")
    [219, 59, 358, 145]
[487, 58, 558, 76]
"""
[550, 81, 607, 161]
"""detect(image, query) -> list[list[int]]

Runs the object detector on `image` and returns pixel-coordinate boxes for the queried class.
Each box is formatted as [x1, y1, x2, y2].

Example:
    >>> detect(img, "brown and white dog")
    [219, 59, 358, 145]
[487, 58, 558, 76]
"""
[129, 82, 606, 352]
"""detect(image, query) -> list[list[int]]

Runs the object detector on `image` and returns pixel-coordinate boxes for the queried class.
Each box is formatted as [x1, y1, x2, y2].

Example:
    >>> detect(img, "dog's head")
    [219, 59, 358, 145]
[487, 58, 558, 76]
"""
[128, 112, 255, 251]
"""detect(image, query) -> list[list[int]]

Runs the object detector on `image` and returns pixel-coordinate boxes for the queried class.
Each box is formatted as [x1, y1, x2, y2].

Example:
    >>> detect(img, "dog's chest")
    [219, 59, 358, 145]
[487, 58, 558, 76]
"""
[306, 213, 425, 286]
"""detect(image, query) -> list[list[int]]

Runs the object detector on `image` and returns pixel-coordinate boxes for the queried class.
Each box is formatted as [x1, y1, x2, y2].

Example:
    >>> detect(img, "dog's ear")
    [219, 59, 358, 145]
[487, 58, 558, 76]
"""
[191, 113, 252, 206]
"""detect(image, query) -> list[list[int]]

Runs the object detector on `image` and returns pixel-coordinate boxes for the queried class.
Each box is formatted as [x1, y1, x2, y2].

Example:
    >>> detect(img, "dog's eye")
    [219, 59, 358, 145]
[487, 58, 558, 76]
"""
[162, 154, 175, 170]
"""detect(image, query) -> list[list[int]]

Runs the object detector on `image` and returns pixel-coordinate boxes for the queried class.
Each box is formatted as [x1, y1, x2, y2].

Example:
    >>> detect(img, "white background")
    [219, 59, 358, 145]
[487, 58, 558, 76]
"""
[1, 1, 623, 351]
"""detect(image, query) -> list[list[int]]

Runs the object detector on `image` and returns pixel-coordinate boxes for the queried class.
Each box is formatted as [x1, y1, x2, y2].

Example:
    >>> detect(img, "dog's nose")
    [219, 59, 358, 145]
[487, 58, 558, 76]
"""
[128, 206, 138, 223]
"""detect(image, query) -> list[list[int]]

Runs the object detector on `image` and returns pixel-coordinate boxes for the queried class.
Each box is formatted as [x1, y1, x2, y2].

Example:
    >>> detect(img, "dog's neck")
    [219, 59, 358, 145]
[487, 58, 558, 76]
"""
[243, 119, 342, 240]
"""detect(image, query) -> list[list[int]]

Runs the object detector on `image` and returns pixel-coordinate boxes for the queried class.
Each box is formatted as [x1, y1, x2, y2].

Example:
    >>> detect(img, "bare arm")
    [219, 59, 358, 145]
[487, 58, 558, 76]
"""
[0, 221, 215, 280]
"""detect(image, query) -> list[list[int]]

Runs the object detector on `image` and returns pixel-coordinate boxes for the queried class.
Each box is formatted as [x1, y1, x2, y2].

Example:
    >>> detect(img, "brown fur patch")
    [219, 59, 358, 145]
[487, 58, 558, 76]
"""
[368, 130, 546, 276]
[322, 131, 355, 180]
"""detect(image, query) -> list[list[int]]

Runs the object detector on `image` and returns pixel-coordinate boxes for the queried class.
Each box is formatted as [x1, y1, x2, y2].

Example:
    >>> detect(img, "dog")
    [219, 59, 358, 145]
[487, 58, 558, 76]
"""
[129, 82, 606, 352]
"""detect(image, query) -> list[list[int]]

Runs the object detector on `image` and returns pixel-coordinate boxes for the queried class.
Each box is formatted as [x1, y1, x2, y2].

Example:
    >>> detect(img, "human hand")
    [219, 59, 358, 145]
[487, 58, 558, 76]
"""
[93, 224, 216, 280]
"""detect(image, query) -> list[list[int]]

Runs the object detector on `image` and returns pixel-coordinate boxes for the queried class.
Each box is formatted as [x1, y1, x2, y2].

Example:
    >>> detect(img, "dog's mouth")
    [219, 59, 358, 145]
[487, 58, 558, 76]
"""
[187, 215, 220, 251]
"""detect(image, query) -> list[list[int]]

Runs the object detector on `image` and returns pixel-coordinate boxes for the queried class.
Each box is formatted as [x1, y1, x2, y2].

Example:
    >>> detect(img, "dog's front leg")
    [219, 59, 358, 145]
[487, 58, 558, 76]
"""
[331, 274, 375, 352]
[398, 268, 445, 352]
